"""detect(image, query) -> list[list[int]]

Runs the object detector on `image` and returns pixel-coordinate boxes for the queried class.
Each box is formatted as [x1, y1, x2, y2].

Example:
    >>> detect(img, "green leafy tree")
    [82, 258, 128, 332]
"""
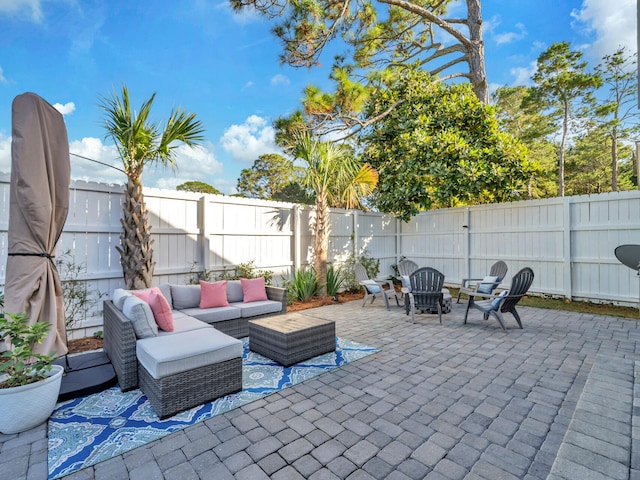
[292, 132, 378, 297]
[492, 85, 558, 198]
[236, 153, 311, 202]
[594, 47, 640, 191]
[565, 125, 635, 195]
[177, 181, 221, 195]
[231, 0, 489, 138]
[526, 42, 602, 197]
[101, 86, 204, 289]
[362, 70, 531, 221]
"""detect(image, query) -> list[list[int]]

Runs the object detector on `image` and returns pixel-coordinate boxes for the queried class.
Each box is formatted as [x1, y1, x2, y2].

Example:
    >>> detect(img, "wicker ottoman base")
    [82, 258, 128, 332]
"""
[139, 357, 242, 419]
[249, 313, 336, 367]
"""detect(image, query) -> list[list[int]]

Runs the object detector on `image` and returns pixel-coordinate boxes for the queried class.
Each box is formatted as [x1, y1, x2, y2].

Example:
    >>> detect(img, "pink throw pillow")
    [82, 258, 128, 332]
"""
[131, 287, 156, 303]
[200, 280, 229, 308]
[241, 277, 268, 303]
[148, 289, 174, 332]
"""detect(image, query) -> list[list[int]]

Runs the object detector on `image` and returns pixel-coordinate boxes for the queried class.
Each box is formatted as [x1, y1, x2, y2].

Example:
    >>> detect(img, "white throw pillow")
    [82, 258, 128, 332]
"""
[477, 276, 499, 294]
[361, 280, 382, 294]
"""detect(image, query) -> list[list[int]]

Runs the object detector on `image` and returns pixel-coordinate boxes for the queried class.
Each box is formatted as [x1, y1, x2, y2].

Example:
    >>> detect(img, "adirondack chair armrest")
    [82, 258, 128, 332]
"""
[460, 277, 484, 288]
[466, 290, 506, 300]
[373, 278, 394, 290]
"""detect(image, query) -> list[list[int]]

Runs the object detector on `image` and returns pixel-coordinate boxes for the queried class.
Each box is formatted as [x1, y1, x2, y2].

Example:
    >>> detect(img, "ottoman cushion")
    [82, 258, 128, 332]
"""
[137, 328, 242, 379]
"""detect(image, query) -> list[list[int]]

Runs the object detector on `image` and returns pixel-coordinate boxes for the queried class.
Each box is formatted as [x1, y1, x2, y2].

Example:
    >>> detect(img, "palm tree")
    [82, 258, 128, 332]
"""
[293, 132, 378, 297]
[101, 86, 204, 289]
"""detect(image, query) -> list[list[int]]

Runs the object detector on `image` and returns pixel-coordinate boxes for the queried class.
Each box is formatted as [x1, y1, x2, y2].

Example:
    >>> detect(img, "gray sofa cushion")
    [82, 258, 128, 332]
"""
[181, 306, 242, 324]
[122, 295, 158, 339]
[231, 300, 283, 318]
[136, 328, 243, 379]
[112, 284, 172, 310]
[171, 284, 201, 309]
[157, 283, 173, 306]
[226, 280, 244, 303]
[157, 312, 211, 336]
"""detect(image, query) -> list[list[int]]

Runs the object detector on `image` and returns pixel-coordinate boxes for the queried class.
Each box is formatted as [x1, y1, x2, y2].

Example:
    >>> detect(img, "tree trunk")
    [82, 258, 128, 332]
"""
[314, 191, 329, 298]
[558, 102, 569, 197]
[116, 177, 155, 289]
[466, 0, 489, 104]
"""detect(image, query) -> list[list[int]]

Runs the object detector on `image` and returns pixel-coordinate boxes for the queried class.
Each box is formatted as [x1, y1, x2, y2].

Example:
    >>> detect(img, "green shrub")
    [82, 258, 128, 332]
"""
[0, 311, 56, 388]
[282, 267, 321, 302]
[56, 250, 105, 330]
[341, 251, 380, 292]
[326, 264, 345, 298]
[188, 260, 274, 285]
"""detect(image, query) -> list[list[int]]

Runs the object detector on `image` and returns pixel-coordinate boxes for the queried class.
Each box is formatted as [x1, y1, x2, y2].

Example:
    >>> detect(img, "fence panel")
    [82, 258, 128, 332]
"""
[0, 174, 638, 337]
[569, 191, 640, 303]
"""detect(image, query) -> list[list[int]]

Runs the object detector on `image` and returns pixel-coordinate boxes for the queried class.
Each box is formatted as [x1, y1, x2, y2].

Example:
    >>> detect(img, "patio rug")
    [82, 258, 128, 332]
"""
[47, 337, 377, 479]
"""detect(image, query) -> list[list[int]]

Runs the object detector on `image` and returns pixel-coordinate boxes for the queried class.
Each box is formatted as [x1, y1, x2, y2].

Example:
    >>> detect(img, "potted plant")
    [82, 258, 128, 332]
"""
[0, 311, 64, 434]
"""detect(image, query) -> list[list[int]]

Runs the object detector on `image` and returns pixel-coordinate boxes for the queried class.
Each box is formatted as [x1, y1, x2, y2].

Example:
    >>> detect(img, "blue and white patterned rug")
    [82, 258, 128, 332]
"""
[48, 337, 377, 479]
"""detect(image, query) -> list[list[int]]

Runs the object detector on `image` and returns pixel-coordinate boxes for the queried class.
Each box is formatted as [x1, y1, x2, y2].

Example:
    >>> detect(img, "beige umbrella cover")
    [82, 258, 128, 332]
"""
[5, 92, 70, 357]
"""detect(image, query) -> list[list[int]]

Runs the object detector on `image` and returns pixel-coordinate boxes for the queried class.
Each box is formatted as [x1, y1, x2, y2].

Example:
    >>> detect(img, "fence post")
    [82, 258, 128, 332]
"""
[353, 210, 359, 257]
[396, 217, 401, 264]
[293, 204, 301, 273]
[199, 196, 210, 272]
[463, 207, 471, 281]
[563, 197, 572, 300]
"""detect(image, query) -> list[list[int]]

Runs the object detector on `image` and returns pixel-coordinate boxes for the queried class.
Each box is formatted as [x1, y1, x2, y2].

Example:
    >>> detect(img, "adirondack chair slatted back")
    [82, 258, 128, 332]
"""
[354, 263, 369, 283]
[409, 267, 445, 312]
[397, 260, 419, 277]
[489, 260, 509, 283]
[500, 267, 534, 314]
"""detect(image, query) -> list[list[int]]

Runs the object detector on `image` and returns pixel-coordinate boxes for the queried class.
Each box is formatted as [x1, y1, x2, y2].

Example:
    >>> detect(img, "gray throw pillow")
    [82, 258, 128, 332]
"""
[226, 280, 244, 303]
[122, 295, 158, 339]
[170, 284, 201, 309]
[112, 288, 132, 310]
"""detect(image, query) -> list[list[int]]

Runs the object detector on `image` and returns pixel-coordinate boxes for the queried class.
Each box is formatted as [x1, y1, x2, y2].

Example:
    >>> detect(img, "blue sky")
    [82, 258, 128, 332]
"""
[0, 0, 636, 194]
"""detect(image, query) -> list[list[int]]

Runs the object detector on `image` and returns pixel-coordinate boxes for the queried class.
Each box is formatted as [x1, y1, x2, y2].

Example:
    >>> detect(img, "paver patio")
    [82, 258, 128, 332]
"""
[2, 298, 639, 479]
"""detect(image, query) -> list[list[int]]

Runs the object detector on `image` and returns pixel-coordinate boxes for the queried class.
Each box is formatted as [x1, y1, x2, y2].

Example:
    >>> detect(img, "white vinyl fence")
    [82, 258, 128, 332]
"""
[0, 173, 637, 338]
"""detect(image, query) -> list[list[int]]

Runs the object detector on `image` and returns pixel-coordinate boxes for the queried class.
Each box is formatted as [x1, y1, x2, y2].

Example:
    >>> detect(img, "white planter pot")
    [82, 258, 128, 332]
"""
[0, 364, 64, 434]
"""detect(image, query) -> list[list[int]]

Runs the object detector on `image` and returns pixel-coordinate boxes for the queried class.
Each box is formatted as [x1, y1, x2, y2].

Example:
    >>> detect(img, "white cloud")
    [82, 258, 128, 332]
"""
[69, 137, 225, 191]
[144, 141, 224, 190]
[229, 6, 262, 25]
[494, 23, 527, 46]
[0, 66, 7, 84]
[482, 15, 500, 36]
[69, 137, 124, 185]
[509, 62, 537, 86]
[0, 135, 124, 184]
[219, 115, 279, 163]
[0, 0, 43, 22]
[53, 102, 76, 116]
[270, 74, 290, 87]
[0, 133, 10, 174]
[572, 0, 636, 62]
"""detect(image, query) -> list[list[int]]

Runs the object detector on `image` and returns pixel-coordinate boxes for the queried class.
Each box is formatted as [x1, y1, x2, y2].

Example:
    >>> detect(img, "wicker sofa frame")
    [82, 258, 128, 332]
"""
[103, 285, 288, 392]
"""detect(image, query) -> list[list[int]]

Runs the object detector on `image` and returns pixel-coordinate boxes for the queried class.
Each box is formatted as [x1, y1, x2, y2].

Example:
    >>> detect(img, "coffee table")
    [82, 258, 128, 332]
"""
[248, 313, 336, 366]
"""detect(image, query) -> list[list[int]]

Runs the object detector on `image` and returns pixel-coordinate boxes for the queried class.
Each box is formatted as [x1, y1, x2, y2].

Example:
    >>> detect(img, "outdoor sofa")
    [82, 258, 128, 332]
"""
[103, 280, 287, 418]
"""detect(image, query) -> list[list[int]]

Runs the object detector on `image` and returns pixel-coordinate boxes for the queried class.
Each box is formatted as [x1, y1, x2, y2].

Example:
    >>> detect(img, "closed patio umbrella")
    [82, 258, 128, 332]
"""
[4, 92, 70, 357]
